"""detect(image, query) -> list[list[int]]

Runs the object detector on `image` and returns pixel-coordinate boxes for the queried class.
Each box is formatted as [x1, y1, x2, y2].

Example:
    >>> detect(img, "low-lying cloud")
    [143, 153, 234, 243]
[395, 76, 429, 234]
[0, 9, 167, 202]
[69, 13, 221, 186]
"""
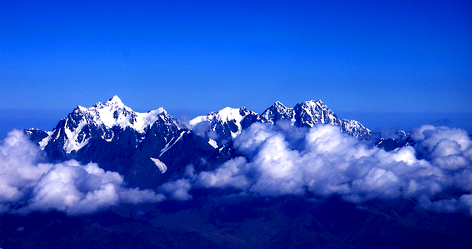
[166, 122, 472, 215]
[3, 123, 472, 216]
[0, 130, 165, 215]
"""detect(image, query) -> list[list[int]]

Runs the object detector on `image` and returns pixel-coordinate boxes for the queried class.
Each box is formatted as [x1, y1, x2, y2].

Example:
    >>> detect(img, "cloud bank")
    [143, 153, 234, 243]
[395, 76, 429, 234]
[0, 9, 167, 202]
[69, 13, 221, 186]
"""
[0, 130, 165, 215]
[2, 123, 472, 216]
[167, 122, 472, 215]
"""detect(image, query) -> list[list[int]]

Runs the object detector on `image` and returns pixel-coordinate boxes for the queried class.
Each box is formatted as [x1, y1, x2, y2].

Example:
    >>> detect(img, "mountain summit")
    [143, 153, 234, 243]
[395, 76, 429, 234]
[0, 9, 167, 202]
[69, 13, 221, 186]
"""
[190, 99, 372, 144]
[39, 96, 171, 156]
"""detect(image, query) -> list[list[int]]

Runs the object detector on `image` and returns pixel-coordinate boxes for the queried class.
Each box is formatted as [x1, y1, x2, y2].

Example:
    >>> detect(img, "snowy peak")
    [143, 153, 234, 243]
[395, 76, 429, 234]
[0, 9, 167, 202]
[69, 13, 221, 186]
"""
[296, 100, 328, 111]
[76, 96, 169, 132]
[39, 96, 179, 154]
[190, 106, 259, 146]
[214, 107, 246, 124]
[260, 99, 334, 126]
[99, 95, 124, 106]
[106, 95, 124, 106]
[261, 101, 295, 123]
[92, 95, 128, 111]
[292, 100, 371, 138]
[293, 99, 339, 127]
[85, 96, 136, 130]
[190, 107, 248, 127]
[272, 101, 286, 109]
[27, 97, 372, 156]
[261, 99, 371, 139]
[190, 99, 372, 145]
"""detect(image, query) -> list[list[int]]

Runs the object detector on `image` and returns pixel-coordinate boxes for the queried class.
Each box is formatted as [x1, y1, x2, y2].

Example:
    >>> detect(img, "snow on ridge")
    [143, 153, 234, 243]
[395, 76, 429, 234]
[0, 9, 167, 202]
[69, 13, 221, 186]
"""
[107, 95, 124, 105]
[93, 95, 125, 109]
[150, 158, 167, 173]
[134, 108, 167, 131]
[159, 130, 189, 157]
[216, 107, 245, 123]
[189, 106, 251, 145]
[76, 97, 167, 133]
[33, 96, 372, 155]
[208, 139, 218, 148]
[37, 96, 171, 153]
[261, 101, 295, 123]
[189, 115, 207, 127]
[39, 131, 53, 150]
[189, 107, 246, 128]
[63, 119, 90, 153]
[297, 99, 327, 111]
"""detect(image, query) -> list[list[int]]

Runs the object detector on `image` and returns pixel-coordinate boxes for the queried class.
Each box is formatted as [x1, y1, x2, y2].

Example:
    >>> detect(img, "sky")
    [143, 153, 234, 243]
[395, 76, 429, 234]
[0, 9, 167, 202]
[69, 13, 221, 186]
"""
[1, 0, 471, 136]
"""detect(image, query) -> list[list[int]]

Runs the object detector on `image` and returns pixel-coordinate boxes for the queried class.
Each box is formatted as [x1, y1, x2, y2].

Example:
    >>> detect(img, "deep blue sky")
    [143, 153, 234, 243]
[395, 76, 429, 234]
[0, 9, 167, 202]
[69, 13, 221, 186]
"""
[1, 0, 471, 136]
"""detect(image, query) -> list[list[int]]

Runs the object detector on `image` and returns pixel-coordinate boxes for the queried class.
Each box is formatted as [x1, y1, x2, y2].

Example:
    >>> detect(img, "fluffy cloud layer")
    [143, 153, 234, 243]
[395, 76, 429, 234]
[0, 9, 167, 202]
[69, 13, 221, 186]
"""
[3, 123, 472, 216]
[170, 122, 472, 215]
[0, 130, 165, 215]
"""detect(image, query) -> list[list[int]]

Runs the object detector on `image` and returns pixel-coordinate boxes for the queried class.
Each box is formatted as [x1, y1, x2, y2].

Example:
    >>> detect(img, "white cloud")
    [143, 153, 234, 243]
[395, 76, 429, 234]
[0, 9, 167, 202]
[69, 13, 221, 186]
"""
[195, 157, 250, 190]
[159, 179, 193, 201]
[0, 130, 165, 215]
[412, 125, 471, 159]
[183, 123, 472, 215]
[4, 122, 472, 216]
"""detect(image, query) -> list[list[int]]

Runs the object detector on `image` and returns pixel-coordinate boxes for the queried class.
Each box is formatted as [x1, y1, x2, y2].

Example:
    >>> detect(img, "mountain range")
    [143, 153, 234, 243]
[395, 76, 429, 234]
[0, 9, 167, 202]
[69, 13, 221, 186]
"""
[23, 96, 389, 189]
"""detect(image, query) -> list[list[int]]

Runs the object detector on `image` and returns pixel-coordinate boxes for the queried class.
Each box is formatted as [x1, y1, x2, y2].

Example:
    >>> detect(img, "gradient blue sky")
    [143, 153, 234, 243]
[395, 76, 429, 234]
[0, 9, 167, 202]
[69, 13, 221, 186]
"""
[1, 0, 471, 136]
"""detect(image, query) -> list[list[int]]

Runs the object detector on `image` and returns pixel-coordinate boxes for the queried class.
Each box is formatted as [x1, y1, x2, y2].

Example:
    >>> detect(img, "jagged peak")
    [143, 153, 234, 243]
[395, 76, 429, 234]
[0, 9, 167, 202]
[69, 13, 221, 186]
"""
[239, 106, 249, 112]
[108, 95, 123, 104]
[216, 107, 245, 122]
[264, 101, 290, 113]
[75, 105, 88, 112]
[205, 106, 248, 117]
[147, 107, 167, 115]
[56, 96, 174, 134]
[189, 106, 254, 128]
[294, 100, 330, 113]
[272, 101, 286, 107]
[298, 99, 325, 106]
[219, 106, 239, 112]
[92, 95, 128, 110]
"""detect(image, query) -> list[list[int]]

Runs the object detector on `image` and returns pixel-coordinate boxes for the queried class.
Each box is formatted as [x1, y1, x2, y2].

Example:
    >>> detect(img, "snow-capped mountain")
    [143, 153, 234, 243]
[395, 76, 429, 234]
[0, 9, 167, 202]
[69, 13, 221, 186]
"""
[25, 96, 216, 188]
[292, 100, 371, 139]
[189, 107, 260, 146]
[25, 96, 376, 188]
[38, 95, 180, 156]
[191, 99, 372, 144]
[260, 101, 295, 123]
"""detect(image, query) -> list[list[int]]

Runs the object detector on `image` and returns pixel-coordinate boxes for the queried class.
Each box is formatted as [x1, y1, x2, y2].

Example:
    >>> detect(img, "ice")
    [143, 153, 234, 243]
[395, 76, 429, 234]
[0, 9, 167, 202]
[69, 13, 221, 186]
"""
[159, 130, 188, 157]
[63, 120, 90, 153]
[39, 131, 52, 150]
[208, 139, 218, 148]
[150, 158, 167, 173]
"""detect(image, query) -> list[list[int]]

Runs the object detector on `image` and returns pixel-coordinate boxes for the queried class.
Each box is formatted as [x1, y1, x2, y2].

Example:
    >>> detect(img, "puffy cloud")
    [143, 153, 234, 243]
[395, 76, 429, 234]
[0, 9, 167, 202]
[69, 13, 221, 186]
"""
[0, 130, 165, 215]
[5, 122, 472, 217]
[195, 157, 251, 190]
[159, 179, 193, 201]
[176, 123, 472, 215]
[412, 125, 471, 158]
